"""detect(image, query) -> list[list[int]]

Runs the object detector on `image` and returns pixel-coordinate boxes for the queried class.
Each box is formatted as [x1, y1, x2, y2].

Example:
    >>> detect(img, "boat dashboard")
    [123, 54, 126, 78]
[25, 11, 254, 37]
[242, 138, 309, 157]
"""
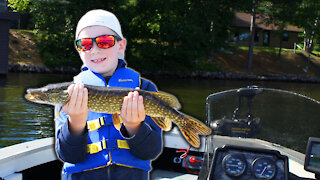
[208, 145, 288, 180]
[151, 129, 318, 180]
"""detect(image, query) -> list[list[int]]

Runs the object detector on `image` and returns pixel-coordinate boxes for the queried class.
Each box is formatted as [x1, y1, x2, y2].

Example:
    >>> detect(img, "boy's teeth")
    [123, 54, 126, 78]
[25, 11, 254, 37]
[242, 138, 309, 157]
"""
[92, 58, 106, 62]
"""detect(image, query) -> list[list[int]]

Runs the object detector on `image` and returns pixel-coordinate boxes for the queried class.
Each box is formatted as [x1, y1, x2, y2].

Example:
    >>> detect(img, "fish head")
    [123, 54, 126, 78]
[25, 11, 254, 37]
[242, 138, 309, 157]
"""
[25, 82, 71, 106]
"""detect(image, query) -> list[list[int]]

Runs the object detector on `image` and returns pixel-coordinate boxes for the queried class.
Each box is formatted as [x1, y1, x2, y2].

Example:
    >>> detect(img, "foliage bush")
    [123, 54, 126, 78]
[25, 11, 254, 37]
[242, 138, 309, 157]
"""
[8, 0, 320, 71]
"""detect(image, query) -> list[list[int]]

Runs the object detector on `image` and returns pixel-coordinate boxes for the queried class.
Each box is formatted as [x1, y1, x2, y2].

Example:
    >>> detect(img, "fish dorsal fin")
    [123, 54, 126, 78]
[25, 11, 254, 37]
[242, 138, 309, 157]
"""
[150, 91, 181, 110]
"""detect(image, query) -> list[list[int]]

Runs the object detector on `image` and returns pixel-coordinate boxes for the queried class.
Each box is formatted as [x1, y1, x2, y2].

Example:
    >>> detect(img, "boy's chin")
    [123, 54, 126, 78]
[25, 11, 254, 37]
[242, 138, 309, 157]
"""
[85, 59, 118, 75]
[92, 68, 114, 76]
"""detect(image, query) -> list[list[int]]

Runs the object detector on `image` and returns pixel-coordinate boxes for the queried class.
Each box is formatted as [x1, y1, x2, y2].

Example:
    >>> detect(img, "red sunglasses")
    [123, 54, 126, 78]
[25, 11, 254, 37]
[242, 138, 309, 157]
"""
[75, 34, 122, 51]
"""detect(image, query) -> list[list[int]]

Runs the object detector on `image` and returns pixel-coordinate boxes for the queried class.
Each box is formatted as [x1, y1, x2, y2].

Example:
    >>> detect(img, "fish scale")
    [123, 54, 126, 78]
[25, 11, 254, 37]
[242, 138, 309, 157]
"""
[25, 82, 212, 148]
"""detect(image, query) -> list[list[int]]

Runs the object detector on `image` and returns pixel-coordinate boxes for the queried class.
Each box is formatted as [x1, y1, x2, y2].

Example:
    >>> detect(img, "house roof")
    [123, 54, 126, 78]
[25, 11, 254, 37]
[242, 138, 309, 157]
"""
[233, 12, 303, 33]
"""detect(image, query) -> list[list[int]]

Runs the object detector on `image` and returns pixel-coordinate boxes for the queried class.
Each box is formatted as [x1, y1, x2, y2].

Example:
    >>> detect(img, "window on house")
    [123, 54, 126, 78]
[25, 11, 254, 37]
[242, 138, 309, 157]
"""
[0, 0, 7, 12]
[235, 30, 250, 41]
[263, 31, 270, 46]
[239, 32, 250, 41]
[282, 32, 289, 41]
[233, 32, 239, 42]
[234, 30, 260, 42]
[254, 31, 259, 42]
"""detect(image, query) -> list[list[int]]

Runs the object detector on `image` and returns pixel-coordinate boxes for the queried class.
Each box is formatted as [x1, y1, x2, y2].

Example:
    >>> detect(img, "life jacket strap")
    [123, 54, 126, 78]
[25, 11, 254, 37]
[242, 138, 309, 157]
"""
[87, 139, 130, 154]
[87, 117, 111, 131]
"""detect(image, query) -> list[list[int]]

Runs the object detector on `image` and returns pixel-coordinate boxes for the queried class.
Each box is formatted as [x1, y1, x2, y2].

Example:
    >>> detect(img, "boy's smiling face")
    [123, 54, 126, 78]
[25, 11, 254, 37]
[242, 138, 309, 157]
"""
[77, 25, 126, 77]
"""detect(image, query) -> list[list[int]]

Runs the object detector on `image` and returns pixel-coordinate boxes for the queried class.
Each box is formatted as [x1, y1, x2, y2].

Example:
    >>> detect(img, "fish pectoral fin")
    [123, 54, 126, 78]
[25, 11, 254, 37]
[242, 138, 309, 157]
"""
[54, 106, 64, 121]
[63, 94, 71, 106]
[151, 117, 172, 131]
[54, 95, 71, 121]
[112, 113, 123, 130]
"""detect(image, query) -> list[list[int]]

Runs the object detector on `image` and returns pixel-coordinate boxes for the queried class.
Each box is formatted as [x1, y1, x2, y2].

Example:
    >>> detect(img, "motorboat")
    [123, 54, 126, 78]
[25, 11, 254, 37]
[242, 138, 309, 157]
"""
[0, 86, 319, 180]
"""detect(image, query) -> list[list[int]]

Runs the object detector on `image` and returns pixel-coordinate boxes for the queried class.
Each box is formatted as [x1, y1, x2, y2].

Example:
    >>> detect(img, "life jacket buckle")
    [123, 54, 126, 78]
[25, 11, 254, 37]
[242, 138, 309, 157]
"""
[87, 117, 105, 131]
[87, 140, 107, 154]
[117, 140, 130, 149]
[87, 140, 129, 154]
[88, 142, 102, 154]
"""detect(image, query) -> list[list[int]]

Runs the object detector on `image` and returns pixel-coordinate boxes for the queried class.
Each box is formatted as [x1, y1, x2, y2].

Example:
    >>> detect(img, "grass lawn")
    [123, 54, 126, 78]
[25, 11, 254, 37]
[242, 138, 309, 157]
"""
[214, 45, 320, 78]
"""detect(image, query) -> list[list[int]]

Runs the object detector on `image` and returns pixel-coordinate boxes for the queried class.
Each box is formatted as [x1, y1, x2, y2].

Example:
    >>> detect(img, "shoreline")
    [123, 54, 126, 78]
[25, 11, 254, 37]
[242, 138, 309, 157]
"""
[8, 63, 320, 83]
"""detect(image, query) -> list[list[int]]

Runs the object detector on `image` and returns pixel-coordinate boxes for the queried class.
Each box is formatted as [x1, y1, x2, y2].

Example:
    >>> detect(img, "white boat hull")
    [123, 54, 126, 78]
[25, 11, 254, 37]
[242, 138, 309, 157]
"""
[0, 128, 316, 180]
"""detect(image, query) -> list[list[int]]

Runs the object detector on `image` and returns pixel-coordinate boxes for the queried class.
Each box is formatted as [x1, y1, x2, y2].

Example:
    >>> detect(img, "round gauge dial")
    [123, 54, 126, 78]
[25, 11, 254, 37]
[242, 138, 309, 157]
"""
[252, 157, 277, 179]
[222, 153, 247, 177]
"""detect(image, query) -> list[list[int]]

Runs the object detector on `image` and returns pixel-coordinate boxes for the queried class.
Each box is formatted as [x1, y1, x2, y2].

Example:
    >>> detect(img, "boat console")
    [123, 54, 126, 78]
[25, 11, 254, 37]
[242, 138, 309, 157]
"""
[305, 137, 320, 179]
[208, 145, 288, 180]
[152, 130, 318, 180]
[198, 86, 319, 180]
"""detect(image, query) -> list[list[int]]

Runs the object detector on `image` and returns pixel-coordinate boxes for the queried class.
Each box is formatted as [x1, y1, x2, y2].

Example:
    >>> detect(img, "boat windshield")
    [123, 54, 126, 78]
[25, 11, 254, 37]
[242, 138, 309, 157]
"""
[197, 86, 320, 180]
[205, 86, 320, 153]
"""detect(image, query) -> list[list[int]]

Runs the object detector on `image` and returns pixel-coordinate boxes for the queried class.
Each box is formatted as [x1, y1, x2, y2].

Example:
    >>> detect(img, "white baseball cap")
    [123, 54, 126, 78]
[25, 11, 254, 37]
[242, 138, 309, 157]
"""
[75, 9, 124, 40]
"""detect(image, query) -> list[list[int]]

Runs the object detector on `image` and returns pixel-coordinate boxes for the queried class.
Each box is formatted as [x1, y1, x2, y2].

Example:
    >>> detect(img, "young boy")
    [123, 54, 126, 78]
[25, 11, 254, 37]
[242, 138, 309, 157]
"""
[54, 9, 162, 180]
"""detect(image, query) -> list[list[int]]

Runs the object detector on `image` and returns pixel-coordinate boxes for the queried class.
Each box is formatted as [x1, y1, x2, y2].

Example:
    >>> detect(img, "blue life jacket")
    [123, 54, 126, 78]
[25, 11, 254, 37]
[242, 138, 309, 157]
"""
[62, 67, 151, 175]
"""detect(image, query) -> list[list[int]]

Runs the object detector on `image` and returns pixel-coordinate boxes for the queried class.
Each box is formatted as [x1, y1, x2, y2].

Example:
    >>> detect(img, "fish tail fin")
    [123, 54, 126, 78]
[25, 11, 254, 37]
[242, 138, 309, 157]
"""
[178, 115, 212, 148]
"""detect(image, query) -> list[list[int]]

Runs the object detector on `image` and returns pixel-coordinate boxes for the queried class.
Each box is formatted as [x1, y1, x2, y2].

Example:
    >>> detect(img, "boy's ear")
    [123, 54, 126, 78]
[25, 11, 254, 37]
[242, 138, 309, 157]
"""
[118, 39, 127, 57]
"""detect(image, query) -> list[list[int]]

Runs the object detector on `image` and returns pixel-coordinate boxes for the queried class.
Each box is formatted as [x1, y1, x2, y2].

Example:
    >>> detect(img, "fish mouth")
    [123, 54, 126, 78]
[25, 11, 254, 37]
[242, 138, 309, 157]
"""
[25, 94, 36, 101]
[25, 89, 36, 101]
[25, 89, 45, 103]
[25, 92, 49, 105]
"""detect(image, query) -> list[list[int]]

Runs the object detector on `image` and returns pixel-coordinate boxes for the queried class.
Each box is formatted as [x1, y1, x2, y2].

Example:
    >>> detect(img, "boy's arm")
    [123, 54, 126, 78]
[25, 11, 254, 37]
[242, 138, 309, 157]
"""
[120, 78, 163, 160]
[54, 106, 88, 164]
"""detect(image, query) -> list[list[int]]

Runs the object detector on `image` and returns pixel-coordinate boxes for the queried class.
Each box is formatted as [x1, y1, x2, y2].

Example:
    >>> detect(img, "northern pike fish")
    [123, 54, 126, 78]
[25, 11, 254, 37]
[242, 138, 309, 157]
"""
[25, 82, 211, 147]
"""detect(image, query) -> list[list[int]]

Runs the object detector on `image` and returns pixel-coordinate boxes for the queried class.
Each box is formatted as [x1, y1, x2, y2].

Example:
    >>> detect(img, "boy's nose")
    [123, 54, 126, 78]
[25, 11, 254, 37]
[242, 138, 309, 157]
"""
[90, 41, 100, 53]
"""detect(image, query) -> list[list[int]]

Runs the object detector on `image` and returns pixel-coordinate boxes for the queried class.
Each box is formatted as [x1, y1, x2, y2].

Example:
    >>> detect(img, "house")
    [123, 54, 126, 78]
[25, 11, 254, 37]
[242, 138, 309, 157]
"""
[231, 12, 303, 49]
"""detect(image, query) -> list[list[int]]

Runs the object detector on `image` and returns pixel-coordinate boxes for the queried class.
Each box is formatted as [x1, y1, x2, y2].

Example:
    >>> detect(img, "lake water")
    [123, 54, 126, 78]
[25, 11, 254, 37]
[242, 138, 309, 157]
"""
[1, 72, 320, 153]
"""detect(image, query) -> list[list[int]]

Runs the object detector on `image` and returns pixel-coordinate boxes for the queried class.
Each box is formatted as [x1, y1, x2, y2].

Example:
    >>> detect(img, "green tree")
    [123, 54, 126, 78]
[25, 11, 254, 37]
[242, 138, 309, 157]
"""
[126, 0, 204, 71]
[221, 0, 265, 70]
[9, 0, 132, 68]
[7, 0, 30, 12]
[265, 0, 301, 57]
[295, 0, 320, 52]
[195, 0, 240, 63]
[30, 1, 79, 67]
[127, 0, 238, 71]
[243, 0, 258, 70]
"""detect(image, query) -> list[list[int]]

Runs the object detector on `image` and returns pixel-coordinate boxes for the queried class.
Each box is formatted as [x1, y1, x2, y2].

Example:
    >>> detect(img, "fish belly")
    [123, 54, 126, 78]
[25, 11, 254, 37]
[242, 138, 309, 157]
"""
[144, 99, 170, 118]
[88, 94, 123, 114]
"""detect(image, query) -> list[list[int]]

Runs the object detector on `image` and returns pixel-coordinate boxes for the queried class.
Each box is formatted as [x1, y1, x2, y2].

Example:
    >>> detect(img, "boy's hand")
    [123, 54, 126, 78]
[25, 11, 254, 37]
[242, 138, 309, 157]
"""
[62, 83, 89, 136]
[120, 89, 146, 136]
